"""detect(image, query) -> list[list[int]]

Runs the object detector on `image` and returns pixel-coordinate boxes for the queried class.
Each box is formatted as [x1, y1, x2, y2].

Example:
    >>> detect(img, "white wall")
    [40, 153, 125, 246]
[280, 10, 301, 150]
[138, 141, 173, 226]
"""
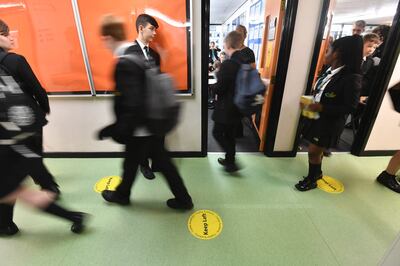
[273, 0, 324, 151]
[365, 55, 400, 151]
[221, 0, 264, 44]
[43, 0, 202, 153]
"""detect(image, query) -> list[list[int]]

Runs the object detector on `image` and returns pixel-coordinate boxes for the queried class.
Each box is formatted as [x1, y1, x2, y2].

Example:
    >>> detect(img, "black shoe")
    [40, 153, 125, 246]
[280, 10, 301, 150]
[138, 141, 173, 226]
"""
[0, 222, 19, 236]
[295, 175, 321, 191]
[70, 212, 88, 234]
[101, 190, 130, 206]
[377, 171, 400, 193]
[140, 165, 155, 180]
[166, 198, 194, 210]
[323, 150, 332, 157]
[217, 158, 239, 173]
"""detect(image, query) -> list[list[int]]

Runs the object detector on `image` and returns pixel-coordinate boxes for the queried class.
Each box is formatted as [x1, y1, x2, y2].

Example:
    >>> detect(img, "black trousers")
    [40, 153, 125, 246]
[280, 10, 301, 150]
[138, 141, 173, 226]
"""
[0, 130, 57, 227]
[25, 130, 57, 188]
[141, 136, 165, 172]
[116, 136, 192, 203]
[0, 204, 14, 227]
[213, 122, 237, 163]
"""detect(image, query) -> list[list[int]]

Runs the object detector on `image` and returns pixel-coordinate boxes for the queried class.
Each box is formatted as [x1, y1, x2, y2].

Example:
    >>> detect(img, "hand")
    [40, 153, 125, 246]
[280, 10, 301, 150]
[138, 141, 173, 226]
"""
[360, 96, 368, 104]
[97, 124, 114, 140]
[307, 103, 323, 112]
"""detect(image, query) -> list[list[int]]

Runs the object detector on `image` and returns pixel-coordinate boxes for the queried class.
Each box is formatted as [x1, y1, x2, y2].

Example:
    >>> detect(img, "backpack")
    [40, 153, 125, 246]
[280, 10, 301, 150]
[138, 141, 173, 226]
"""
[0, 52, 46, 145]
[123, 53, 181, 136]
[234, 63, 266, 116]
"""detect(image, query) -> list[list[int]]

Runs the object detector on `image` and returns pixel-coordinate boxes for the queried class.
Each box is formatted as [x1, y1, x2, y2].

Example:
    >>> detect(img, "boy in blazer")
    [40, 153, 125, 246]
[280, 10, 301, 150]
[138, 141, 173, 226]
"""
[212, 31, 244, 172]
[125, 27, 161, 180]
[296, 35, 363, 191]
[98, 14, 193, 210]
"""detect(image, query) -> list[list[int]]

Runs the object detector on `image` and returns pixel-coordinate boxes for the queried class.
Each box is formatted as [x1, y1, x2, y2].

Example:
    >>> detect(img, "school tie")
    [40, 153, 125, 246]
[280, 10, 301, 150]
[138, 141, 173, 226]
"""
[314, 70, 331, 93]
[143, 46, 150, 60]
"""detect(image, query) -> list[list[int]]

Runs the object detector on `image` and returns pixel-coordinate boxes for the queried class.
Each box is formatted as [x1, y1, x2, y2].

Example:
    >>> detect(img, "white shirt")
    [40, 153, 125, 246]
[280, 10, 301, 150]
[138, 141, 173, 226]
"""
[314, 65, 345, 103]
[136, 39, 150, 60]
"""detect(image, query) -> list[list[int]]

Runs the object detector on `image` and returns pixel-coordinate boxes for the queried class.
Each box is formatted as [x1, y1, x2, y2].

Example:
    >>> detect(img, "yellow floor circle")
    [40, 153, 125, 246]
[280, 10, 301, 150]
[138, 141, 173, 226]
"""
[317, 176, 344, 194]
[94, 176, 122, 193]
[188, 210, 223, 240]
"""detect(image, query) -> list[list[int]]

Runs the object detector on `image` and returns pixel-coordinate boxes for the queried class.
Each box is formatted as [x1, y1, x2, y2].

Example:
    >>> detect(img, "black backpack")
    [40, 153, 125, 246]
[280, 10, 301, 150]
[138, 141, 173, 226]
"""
[0, 52, 46, 144]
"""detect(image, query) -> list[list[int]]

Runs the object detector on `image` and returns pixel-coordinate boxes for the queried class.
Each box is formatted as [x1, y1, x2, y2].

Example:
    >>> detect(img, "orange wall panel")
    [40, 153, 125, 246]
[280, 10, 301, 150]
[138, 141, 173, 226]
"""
[76, 0, 190, 92]
[0, 0, 91, 93]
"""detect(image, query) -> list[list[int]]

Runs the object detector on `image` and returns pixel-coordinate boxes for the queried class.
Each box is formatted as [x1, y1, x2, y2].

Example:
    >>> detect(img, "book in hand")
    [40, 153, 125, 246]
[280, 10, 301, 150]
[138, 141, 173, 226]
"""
[300, 95, 320, 119]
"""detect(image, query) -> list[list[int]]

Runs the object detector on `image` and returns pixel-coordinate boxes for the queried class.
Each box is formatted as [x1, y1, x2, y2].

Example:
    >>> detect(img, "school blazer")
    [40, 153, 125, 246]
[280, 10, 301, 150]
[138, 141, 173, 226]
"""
[124, 40, 161, 67]
[0, 49, 50, 114]
[314, 68, 362, 134]
[211, 50, 242, 124]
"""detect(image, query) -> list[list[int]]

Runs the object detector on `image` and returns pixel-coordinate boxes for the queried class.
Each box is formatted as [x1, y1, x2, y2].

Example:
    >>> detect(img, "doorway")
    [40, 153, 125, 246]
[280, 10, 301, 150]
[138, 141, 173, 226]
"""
[207, 0, 265, 152]
[298, 0, 399, 154]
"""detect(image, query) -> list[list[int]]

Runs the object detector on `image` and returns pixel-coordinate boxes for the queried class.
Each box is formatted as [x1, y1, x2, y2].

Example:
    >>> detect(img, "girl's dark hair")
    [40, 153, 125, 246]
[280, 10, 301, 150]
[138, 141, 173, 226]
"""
[331, 35, 363, 74]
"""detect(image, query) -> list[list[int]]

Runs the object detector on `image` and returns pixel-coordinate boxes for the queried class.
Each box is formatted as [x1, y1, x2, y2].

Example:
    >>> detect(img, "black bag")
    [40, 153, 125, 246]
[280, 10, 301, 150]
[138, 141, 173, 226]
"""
[388, 82, 400, 113]
[0, 52, 46, 144]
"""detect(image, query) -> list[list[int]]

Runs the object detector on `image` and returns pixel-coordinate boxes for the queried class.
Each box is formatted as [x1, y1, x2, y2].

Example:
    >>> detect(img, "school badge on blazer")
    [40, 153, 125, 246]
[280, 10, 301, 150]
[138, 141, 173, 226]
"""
[324, 92, 336, 98]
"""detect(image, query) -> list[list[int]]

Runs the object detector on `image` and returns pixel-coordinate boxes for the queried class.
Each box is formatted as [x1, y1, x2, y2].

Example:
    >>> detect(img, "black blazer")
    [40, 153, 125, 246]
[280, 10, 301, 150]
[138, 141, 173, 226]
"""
[360, 57, 378, 97]
[0, 48, 50, 114]
[312, 67, 362, 135]
[125, 40, 160, 67]
[111, 42, 162, 135]
[211, 50, 242, 124]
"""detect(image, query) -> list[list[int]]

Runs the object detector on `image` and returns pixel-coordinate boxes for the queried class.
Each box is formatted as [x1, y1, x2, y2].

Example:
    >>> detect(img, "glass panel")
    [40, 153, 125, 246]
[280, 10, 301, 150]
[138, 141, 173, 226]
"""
[76, 0, 191, 93]
[0, 0, 91, 93]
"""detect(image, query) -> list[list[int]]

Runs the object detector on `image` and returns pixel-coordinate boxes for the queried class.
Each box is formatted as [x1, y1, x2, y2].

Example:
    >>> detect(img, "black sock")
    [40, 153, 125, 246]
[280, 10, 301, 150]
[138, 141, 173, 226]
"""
[42, 203, 78, 223]
[0, 204, 14, 226]
[307, 163, 322, 180]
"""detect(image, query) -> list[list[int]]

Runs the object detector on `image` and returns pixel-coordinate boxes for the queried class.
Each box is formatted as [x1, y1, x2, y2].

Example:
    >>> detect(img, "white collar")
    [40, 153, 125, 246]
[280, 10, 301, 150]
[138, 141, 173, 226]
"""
[136, 39, 149, 50]
[327, 65, 345, 76]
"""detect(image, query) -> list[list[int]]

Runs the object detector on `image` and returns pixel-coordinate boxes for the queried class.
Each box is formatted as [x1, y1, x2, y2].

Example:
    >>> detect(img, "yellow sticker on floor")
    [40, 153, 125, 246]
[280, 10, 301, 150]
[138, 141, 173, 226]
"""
[94, 176, 122, 193]
[188, 210, 223, 240]
[317, 176, 344, 194]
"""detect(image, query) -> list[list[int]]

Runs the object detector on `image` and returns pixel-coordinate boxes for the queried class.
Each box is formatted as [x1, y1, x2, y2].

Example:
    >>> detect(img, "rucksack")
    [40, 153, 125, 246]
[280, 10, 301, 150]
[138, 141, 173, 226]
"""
[0, 52, 46, 145]
[123, 53, 181, 136]
[234, 63, 266, 116]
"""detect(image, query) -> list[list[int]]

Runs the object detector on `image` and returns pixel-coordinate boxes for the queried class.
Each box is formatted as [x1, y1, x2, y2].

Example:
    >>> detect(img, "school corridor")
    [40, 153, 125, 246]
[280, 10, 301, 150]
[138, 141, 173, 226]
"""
[1, 153, 400, 266]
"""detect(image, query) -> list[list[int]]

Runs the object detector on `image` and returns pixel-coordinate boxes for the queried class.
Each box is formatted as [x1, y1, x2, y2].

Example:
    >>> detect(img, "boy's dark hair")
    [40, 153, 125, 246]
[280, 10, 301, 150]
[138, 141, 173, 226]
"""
[331, 35, 363, 74]
[100, 15, 126, 41]
[0, 19, 10, 36]
[372, 25, 391, 42]
[353, 20, 366, 28]
[363, 33, 380, 44]
[224, 31, 242, 50]
[136, 14, 159, 32]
